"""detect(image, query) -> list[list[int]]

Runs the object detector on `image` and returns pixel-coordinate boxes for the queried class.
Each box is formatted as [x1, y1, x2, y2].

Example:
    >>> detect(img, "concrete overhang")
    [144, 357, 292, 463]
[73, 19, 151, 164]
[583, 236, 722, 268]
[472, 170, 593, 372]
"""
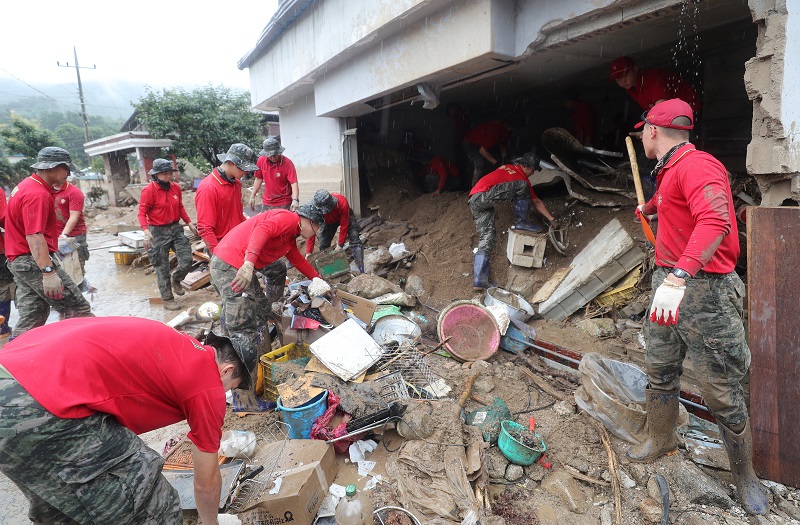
[83, 131, 173, 157]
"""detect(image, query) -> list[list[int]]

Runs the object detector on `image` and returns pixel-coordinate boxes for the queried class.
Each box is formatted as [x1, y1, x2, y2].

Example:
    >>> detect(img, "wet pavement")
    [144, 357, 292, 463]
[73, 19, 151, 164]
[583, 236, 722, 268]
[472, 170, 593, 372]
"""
[0, 232, 206, 522]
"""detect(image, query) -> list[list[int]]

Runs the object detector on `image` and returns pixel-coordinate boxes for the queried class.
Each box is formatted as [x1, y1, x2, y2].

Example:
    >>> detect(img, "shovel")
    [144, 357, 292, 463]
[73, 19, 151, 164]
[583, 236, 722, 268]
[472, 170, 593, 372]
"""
[625, 136, 657, 245]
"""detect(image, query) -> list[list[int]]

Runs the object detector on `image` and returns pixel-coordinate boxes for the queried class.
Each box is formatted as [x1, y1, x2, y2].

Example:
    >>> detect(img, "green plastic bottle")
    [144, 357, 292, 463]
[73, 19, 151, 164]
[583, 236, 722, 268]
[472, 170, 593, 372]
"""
[334, 484, 374, 524]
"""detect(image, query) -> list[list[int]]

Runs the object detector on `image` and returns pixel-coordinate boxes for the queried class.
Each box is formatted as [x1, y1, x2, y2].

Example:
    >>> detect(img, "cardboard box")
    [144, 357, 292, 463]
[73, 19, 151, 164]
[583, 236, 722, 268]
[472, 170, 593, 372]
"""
[241, 440, 338, 525]
[316, 299, 348, 327]
[333, 290, 377, 325]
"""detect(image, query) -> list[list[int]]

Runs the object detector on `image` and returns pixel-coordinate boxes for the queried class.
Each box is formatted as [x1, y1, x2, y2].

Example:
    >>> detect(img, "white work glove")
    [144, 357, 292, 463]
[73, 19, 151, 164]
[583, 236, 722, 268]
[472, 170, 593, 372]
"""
[231, 261, 255, 293]
[143, 230, 154, 250]
[248, 195, 257, 209]
[635, 204, 656, 222]
[42, 271, 64, 299]
[333, 244, 343, 252]
[649, 278, 686, 326]
[186, 223, 198, 236]
[217, 514, 242, 525]
[290, 199, 300, 212]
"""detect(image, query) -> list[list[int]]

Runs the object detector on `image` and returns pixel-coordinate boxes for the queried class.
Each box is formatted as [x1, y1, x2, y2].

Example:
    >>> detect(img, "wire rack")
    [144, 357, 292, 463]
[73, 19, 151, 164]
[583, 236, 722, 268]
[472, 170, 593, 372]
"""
[374, 341, 449, 399]
[227, 420, 290, 513]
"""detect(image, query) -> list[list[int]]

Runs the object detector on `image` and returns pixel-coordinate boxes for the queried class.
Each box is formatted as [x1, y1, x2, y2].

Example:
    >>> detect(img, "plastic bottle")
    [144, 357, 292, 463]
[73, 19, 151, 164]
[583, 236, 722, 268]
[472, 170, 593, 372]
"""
[334, 484, 374, 525]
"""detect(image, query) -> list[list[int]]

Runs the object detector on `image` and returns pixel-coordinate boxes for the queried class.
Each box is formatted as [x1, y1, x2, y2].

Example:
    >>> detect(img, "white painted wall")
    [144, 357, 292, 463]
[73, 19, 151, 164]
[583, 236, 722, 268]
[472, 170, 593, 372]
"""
[278, 94, 343, 203]
[782, 5, 800, 169]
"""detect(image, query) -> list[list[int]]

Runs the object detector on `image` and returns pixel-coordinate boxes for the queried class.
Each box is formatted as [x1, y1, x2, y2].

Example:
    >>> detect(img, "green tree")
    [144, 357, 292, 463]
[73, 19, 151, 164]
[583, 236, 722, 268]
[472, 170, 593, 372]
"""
[134, 85, 262, 169]
[0, 156, 29, 187]
[0, 115, 65, 159]
[55, 123, 89, 165]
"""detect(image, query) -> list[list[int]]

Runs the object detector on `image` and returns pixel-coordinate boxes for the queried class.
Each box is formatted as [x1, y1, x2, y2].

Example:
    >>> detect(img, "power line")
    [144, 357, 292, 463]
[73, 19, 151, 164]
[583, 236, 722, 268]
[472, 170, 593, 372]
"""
[0, 65, 69, 107]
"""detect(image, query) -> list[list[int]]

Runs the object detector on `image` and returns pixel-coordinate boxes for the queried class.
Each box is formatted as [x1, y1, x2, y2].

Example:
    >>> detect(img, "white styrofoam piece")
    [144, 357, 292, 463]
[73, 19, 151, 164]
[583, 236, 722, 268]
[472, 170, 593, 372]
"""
[119, 230, 146, 249]
[309, 318, 383, 381]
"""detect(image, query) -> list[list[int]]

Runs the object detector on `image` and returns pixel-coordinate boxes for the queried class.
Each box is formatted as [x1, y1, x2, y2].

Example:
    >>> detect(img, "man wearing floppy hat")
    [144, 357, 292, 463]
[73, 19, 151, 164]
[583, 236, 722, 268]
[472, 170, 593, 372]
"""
[609, 56, 701, 112]
[628, 99, 768, 516]
[209, 204, 324, 390]
[4, 147, 93, 338]
[249, 137, 300, 213]
[305, 189, 365, 273]
[196, 143, 257, 255]
[468, 153, 557, 290]
[0, 317, 247, 525]
[138, 158, 197, 310]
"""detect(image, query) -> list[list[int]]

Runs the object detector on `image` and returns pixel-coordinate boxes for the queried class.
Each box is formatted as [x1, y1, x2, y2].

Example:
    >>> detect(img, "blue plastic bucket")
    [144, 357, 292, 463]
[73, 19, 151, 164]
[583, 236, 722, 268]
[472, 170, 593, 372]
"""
[498, 420, 546, 466]
[277, 390, 328, 439]
[500, 318, 536, 354]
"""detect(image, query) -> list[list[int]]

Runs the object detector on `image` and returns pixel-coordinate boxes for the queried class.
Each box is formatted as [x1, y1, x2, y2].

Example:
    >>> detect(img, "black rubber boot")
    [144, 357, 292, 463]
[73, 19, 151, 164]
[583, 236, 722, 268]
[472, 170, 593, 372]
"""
[473, 252, 490, 290]
[352, 245, 365, 273]
[718, 419, 769, 515]
[627, 388, 680, 462]
[511, 198, 542, 232]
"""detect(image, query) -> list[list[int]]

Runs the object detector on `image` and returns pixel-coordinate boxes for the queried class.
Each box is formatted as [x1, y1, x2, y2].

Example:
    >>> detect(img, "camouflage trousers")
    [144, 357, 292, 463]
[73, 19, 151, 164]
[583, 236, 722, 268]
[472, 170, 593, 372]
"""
[148, 223, 193, 302]
[69, 234, 90, 274]
[316, 210, 363, 250]
[209, 256, 279, 386]
[468, 180, 530, 254]
[254, 203, 290, 213]
[8, 254, 93, 339]
[645, 266, 751, 429]
[0, 376, 181, 525]
[463, 141, 492, 187]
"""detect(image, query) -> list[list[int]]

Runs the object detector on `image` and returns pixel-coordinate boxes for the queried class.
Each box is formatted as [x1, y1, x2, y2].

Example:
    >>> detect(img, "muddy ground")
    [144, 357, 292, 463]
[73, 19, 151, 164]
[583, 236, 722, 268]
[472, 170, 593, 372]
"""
[82, 179, 799, 525]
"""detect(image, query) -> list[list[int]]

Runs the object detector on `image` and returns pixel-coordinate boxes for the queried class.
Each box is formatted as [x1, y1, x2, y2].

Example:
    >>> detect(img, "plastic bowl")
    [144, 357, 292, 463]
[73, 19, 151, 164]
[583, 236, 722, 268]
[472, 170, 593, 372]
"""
[437, 301, 500, 362]
[498, 420, 546, 466]
[483, 287, 536, 322]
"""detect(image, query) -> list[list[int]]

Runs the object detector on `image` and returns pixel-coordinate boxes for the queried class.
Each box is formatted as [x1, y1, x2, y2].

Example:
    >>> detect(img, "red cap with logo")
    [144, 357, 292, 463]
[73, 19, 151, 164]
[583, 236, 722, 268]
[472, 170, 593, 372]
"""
[634, 99, 695, 130]
[609, 56, 635, 80]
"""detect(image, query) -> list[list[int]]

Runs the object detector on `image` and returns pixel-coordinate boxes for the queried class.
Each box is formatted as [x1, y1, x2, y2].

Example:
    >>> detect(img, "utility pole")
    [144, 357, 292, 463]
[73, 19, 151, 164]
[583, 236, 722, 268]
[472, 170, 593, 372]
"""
[57, 47, 96, 143]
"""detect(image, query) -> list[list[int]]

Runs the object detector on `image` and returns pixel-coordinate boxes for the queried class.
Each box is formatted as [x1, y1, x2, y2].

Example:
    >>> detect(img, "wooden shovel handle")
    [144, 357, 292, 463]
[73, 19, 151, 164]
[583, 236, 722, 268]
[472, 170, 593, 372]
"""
[625, 136, 646, 205]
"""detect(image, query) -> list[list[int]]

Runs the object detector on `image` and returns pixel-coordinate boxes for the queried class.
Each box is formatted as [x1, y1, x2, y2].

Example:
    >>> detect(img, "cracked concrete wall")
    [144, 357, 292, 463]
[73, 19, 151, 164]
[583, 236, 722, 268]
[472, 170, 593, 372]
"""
[745, 0, 800, 205]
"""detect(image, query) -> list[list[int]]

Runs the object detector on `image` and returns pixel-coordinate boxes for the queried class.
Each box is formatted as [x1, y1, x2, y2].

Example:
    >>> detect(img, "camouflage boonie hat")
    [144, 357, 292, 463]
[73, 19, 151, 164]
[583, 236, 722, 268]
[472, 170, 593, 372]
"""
[296, 203, 324, 226]
[216, 143, 258, 172]
[260, 137, 285, 157]
[204, 330, 251, 390]
[312, 189, 337, 214]
[30, 147, 78, 172]
[148, 158, 178, 176]
[514, 152, 541, 171]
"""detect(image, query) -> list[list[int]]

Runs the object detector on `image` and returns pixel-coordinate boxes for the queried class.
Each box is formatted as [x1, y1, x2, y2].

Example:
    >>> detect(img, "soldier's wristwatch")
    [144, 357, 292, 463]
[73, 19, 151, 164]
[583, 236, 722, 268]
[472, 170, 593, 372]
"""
[671, 268, 691, 280]
[40, 266, 54, 273]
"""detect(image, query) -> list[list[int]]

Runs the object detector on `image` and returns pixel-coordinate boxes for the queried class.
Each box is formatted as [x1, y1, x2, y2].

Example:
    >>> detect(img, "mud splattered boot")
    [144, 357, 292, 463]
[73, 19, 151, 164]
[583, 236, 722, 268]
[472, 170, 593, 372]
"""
[627, 388, 680, 462]
[171, 277, 185, 296]
[352, 245, 365, 274]
[511, 198, 542, 232]
[718, 419, 769, 515]
[473, 252, 490, 290]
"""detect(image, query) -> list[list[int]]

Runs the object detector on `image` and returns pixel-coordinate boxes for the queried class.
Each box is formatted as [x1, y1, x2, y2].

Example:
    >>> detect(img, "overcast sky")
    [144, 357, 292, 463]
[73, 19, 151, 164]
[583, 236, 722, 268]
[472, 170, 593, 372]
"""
[1, 0, 278, 93]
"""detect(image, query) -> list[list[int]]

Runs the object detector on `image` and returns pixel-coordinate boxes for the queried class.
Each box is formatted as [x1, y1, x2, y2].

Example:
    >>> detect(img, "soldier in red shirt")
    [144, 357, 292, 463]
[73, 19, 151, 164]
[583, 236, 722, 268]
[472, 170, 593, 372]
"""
[307, 189, 365, 273]
[249, 137, 300, 212]
[53, 179, 89, 273]
[609, 56, 702, 112]
[138, 159, 197, 310]
[468, 153, 557, 290]
[0, 317, 247, 525]
[627, 99, 767, 516]
[210, 205, 323, 389]
[417, 156, 460, 195]
[4, 147, 92, 338]
[463, 120, 511, 187]
[195, 143, 256, 254]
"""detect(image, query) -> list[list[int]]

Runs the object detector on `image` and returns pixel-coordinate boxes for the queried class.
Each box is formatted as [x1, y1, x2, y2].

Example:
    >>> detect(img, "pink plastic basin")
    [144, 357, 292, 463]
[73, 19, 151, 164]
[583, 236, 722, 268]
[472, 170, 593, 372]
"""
[437, 301, 500, 362]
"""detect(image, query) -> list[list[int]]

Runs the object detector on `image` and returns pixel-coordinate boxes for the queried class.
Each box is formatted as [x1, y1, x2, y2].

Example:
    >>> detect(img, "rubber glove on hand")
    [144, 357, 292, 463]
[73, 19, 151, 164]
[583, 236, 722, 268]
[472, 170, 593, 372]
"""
[333, 244, 343, 252]
[217, 514, 242, 525]
[231, 262, 255, 293]
[186, 223, 198, 236]
[290, 199, 300, 212]
[549, 219, 560, 230]
[42, 272, 64, 299]
[649, 278, 686, 326]
[248, 196, 256, 209]
[143, 230, 154, 250]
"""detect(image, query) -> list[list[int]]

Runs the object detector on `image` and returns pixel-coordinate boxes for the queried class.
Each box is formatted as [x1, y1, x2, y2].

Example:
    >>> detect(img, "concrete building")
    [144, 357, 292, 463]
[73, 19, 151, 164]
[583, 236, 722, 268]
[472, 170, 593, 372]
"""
[238, 0, 798, 211]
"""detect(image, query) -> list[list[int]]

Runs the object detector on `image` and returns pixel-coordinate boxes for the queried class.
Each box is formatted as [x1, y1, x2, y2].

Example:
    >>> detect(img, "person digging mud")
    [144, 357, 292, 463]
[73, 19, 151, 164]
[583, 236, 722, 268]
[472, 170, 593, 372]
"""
[4, 147, 93, 340]
[196, 143, 257, 255]
[0, 317, 247, 525]
[416, 155, 460, 195]
[463, 120, 511, 187]
[138, 158, 197, 311]
[209, 204, 324, 390]
[305, 189, 365, 273]
[248, 137, 300, 213]
[629, 99, 768, 516]
[468, 152, 557, 290]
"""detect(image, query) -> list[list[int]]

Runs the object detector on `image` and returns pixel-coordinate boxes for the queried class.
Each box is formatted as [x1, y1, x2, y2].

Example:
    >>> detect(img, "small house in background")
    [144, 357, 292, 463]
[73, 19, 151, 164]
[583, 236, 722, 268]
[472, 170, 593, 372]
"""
[72, 171, 113, 208]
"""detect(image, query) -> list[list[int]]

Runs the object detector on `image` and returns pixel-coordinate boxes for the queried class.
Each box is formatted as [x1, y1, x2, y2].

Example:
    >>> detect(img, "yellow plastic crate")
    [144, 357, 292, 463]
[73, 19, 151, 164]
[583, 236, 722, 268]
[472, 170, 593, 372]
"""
[593, 266, 641, 308]
[258, 343, 312, 401]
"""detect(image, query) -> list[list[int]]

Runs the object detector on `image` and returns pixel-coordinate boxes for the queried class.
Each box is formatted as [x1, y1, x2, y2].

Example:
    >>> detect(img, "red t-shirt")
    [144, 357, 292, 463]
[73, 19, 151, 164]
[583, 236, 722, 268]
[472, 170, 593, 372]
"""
[627, 68, 702, 112]
[138, 181, 191, 229]
[469, 164, 538, 201]
[0, 317, 227, 453]
[570, 100, 598, 147]
[0, 187, 6, 254]
[214, 209, 320, 279]
[464, 121, 510, 150]
[254, 155, 298, 207]
[305, 193, 352, 255]
[642, 144, 738, 275]
[5, 174, 59, 262]
[53, 182, 87, 236]
[195, 169, 245, 252]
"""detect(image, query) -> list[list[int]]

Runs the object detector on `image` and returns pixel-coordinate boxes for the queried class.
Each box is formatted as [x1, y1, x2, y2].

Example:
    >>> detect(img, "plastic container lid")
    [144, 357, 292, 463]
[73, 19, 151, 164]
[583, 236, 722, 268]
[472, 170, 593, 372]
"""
[346, 484, 357, 497]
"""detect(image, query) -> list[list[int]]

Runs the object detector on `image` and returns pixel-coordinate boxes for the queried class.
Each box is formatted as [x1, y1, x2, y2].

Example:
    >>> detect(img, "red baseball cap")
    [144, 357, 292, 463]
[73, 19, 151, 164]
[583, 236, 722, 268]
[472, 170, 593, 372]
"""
[634, 99, 695, 130]
[609, 56, 635, 80]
